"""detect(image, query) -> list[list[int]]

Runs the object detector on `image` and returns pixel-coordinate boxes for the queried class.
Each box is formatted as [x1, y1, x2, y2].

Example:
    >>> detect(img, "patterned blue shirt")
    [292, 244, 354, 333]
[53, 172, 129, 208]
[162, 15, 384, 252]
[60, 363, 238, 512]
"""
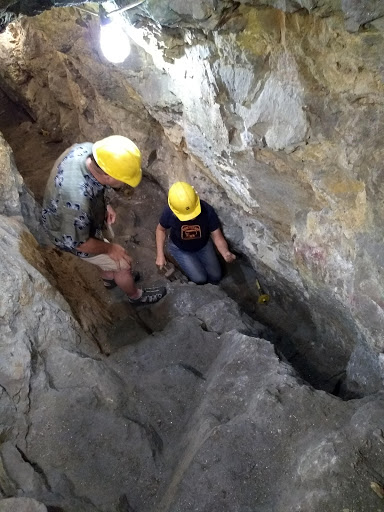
[42, 143, 106, 258]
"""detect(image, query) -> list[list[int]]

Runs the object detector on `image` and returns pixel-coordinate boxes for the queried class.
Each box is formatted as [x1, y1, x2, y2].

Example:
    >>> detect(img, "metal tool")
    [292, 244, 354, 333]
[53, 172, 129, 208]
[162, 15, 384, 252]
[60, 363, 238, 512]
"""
[255, 278, 270, 304]
[106, 222, 115, 241]
[158, 262, 176, 280]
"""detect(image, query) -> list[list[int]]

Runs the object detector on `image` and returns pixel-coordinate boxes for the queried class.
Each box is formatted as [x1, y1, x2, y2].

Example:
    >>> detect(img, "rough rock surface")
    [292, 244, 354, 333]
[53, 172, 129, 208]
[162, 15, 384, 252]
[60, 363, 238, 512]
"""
[2, 3, 384, 395]
[2, 1, 384, 32]
[0, 131, 22, 216]
[1, 206, 384, 511]
[1, 124, 384, 512]
[0, 498, 47, 512]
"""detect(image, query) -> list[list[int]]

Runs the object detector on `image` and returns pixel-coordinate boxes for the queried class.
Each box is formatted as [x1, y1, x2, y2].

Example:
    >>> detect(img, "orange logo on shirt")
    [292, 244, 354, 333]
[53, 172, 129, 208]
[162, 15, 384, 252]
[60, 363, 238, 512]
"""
[181, 225, 201, 240]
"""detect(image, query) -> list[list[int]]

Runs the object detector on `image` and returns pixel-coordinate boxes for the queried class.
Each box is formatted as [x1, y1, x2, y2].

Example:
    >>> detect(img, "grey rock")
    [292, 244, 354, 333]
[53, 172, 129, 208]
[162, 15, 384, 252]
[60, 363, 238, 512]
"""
[0, 498, 47, 512]
[345, 341, 384, 397]
[0, 163, 383, 511]
[0, 134, 22, 217]
[1, 6, 384, 512]
[136, 282, 227, 331]
[342, 0, 384, 30]
[371, 16, 384, 30]
[195, 297, 254, 334]
[0, 131, 47, 243]
[156, 331, 384, 512]
[0, 443, 45, 496]
[4, 4, 384, 395]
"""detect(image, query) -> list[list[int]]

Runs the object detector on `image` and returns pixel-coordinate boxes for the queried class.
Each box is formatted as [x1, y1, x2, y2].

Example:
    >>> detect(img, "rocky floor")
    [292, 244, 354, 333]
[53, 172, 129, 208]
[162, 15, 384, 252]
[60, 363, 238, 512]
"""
[2, 209, 384, 511]
[1, 89, 384, 512]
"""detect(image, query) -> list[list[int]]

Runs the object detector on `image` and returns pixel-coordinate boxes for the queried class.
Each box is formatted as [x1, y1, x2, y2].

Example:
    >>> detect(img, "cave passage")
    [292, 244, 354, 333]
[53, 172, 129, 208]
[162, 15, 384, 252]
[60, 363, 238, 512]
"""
[2, 3, 384, 510]
[0, 85, 350, 398]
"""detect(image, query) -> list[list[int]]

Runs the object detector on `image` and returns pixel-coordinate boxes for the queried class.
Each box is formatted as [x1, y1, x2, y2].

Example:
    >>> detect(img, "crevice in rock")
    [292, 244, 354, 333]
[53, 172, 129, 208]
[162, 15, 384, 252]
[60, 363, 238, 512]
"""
[15, 446, 52, 492]
[56, 473, 105, 512]
[178, 363, 206, 381]
[219, 255, 350, 397]
[117, 494, 137, 512]
[122, 415, 164, 461]
[39, 352, 58, 392]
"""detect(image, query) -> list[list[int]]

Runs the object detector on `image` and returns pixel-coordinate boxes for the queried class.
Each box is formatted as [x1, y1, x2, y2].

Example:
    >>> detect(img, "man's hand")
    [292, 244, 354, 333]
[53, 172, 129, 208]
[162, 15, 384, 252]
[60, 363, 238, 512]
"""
[107, 243, 132, 270]
[106, 204, 116, 225]
[156, 254, 167, 270]
[223, 251, 236, 263]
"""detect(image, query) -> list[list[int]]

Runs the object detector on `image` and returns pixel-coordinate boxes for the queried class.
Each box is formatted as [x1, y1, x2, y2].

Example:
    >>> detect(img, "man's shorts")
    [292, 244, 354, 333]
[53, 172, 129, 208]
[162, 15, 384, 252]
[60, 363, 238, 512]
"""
[84, 253, 130, 272]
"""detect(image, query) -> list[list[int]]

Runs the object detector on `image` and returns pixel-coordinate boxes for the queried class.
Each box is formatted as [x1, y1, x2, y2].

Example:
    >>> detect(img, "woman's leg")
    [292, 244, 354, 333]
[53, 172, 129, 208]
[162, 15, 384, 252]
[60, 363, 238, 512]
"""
[168, 240, 208, 284]
[195, 239, 222, 284]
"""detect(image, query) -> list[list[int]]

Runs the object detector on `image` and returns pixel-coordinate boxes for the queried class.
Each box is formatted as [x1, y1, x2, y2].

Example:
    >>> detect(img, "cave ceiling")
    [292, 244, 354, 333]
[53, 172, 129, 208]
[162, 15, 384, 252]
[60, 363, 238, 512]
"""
[1, 0, 384, 32]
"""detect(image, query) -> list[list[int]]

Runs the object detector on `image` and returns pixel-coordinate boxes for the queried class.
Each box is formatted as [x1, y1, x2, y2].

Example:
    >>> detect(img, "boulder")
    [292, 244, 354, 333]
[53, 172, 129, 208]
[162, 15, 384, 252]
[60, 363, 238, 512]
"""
[0, 498, 47, 512]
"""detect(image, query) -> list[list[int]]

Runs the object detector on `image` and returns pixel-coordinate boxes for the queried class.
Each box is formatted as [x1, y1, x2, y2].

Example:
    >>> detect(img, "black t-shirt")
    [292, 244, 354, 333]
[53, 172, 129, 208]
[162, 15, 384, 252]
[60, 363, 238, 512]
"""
[159, 200, 220, 252]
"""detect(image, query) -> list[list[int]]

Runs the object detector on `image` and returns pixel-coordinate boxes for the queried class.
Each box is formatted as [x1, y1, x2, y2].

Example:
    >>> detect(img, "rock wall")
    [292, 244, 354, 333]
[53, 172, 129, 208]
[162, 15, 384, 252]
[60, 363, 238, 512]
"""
[1, 132, 384, 512]
[0, 2, 384, 395]
[0, 133, 384, 512]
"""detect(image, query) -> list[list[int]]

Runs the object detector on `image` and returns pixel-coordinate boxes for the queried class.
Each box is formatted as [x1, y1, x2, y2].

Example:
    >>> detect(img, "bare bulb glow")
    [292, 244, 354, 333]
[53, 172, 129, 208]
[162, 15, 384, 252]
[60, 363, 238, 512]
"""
[100, 21, 130, 63]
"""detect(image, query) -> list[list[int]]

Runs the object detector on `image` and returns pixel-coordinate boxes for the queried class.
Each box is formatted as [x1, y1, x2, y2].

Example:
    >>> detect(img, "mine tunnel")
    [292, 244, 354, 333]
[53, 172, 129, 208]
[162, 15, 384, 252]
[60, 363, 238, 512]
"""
[1, 1, 384, 511]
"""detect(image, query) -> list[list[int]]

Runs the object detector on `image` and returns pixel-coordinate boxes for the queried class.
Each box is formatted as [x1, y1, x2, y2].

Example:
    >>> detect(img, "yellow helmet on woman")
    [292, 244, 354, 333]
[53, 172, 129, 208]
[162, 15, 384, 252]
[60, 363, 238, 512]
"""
[93, 135, 142, 187]
[168, 182, 201, 221]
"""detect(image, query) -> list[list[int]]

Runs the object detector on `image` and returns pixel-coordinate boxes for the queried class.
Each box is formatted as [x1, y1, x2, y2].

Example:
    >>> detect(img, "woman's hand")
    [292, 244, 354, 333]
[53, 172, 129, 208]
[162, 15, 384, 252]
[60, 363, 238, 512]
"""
[156, 254, 167, 270]
[223, 251, 236, 263]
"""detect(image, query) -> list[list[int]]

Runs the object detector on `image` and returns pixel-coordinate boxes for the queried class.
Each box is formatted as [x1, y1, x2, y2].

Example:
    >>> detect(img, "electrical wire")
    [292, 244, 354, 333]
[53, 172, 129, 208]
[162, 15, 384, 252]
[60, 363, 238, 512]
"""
[75, 6, 98, 16]
[108, 0, 146, 16]
[76, 0, 145, 18]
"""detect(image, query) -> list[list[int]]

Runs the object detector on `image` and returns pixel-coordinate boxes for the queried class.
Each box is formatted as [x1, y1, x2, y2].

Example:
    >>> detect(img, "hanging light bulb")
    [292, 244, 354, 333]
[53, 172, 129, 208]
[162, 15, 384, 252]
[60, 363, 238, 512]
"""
[100, 20, 131, 63]
[77, 2, 146, 64]
[99, 5, 131, 63]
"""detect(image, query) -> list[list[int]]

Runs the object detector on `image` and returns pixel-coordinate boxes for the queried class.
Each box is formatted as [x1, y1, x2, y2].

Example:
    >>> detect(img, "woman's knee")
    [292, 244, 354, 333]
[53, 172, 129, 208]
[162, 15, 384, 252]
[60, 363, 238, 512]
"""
[182, 265, 208, 284]
[185, 268, 208, 284]
[193, 277, 208, 285]
[206, 264, 222, 284]
[207, 273, 222, 285]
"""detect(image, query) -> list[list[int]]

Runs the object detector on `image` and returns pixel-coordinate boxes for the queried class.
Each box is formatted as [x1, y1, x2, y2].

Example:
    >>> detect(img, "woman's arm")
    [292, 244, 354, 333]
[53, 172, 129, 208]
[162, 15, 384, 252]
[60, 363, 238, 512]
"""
[211, 228, 236, 262]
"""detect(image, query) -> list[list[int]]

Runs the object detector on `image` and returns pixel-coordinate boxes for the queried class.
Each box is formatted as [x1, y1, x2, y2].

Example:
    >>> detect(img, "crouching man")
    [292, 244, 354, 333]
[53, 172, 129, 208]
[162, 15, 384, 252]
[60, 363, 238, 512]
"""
[42, 135, 166, 304]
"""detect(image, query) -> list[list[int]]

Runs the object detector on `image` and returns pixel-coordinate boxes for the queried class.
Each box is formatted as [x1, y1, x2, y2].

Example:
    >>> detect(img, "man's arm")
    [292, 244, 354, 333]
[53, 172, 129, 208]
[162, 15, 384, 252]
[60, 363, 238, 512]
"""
[155, 223, 167, 269]
[210, 228, 236, 263]
[78, 238, 132, 268]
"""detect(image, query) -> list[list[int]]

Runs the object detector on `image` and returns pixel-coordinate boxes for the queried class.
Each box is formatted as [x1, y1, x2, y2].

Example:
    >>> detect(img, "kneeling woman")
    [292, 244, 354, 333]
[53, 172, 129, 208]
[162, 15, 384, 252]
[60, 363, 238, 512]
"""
[156, 182, 236, 284]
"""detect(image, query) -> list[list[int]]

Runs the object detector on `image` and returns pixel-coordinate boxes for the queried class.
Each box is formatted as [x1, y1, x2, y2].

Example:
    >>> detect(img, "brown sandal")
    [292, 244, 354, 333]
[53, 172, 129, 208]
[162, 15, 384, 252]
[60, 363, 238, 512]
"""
[102, 278, 117, 289]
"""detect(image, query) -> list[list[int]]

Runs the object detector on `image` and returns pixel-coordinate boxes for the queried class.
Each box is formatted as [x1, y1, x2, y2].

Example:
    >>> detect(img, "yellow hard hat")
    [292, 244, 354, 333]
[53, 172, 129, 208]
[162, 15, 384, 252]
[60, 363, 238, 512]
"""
[168, 182, 201, 221]
[93, 135, 142, 187]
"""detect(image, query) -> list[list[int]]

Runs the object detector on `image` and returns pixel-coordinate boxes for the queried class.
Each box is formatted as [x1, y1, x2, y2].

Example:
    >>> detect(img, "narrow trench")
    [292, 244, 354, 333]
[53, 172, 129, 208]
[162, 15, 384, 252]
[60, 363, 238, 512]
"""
[0, 86, 348, 400]
[218, 255, 350, 399]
